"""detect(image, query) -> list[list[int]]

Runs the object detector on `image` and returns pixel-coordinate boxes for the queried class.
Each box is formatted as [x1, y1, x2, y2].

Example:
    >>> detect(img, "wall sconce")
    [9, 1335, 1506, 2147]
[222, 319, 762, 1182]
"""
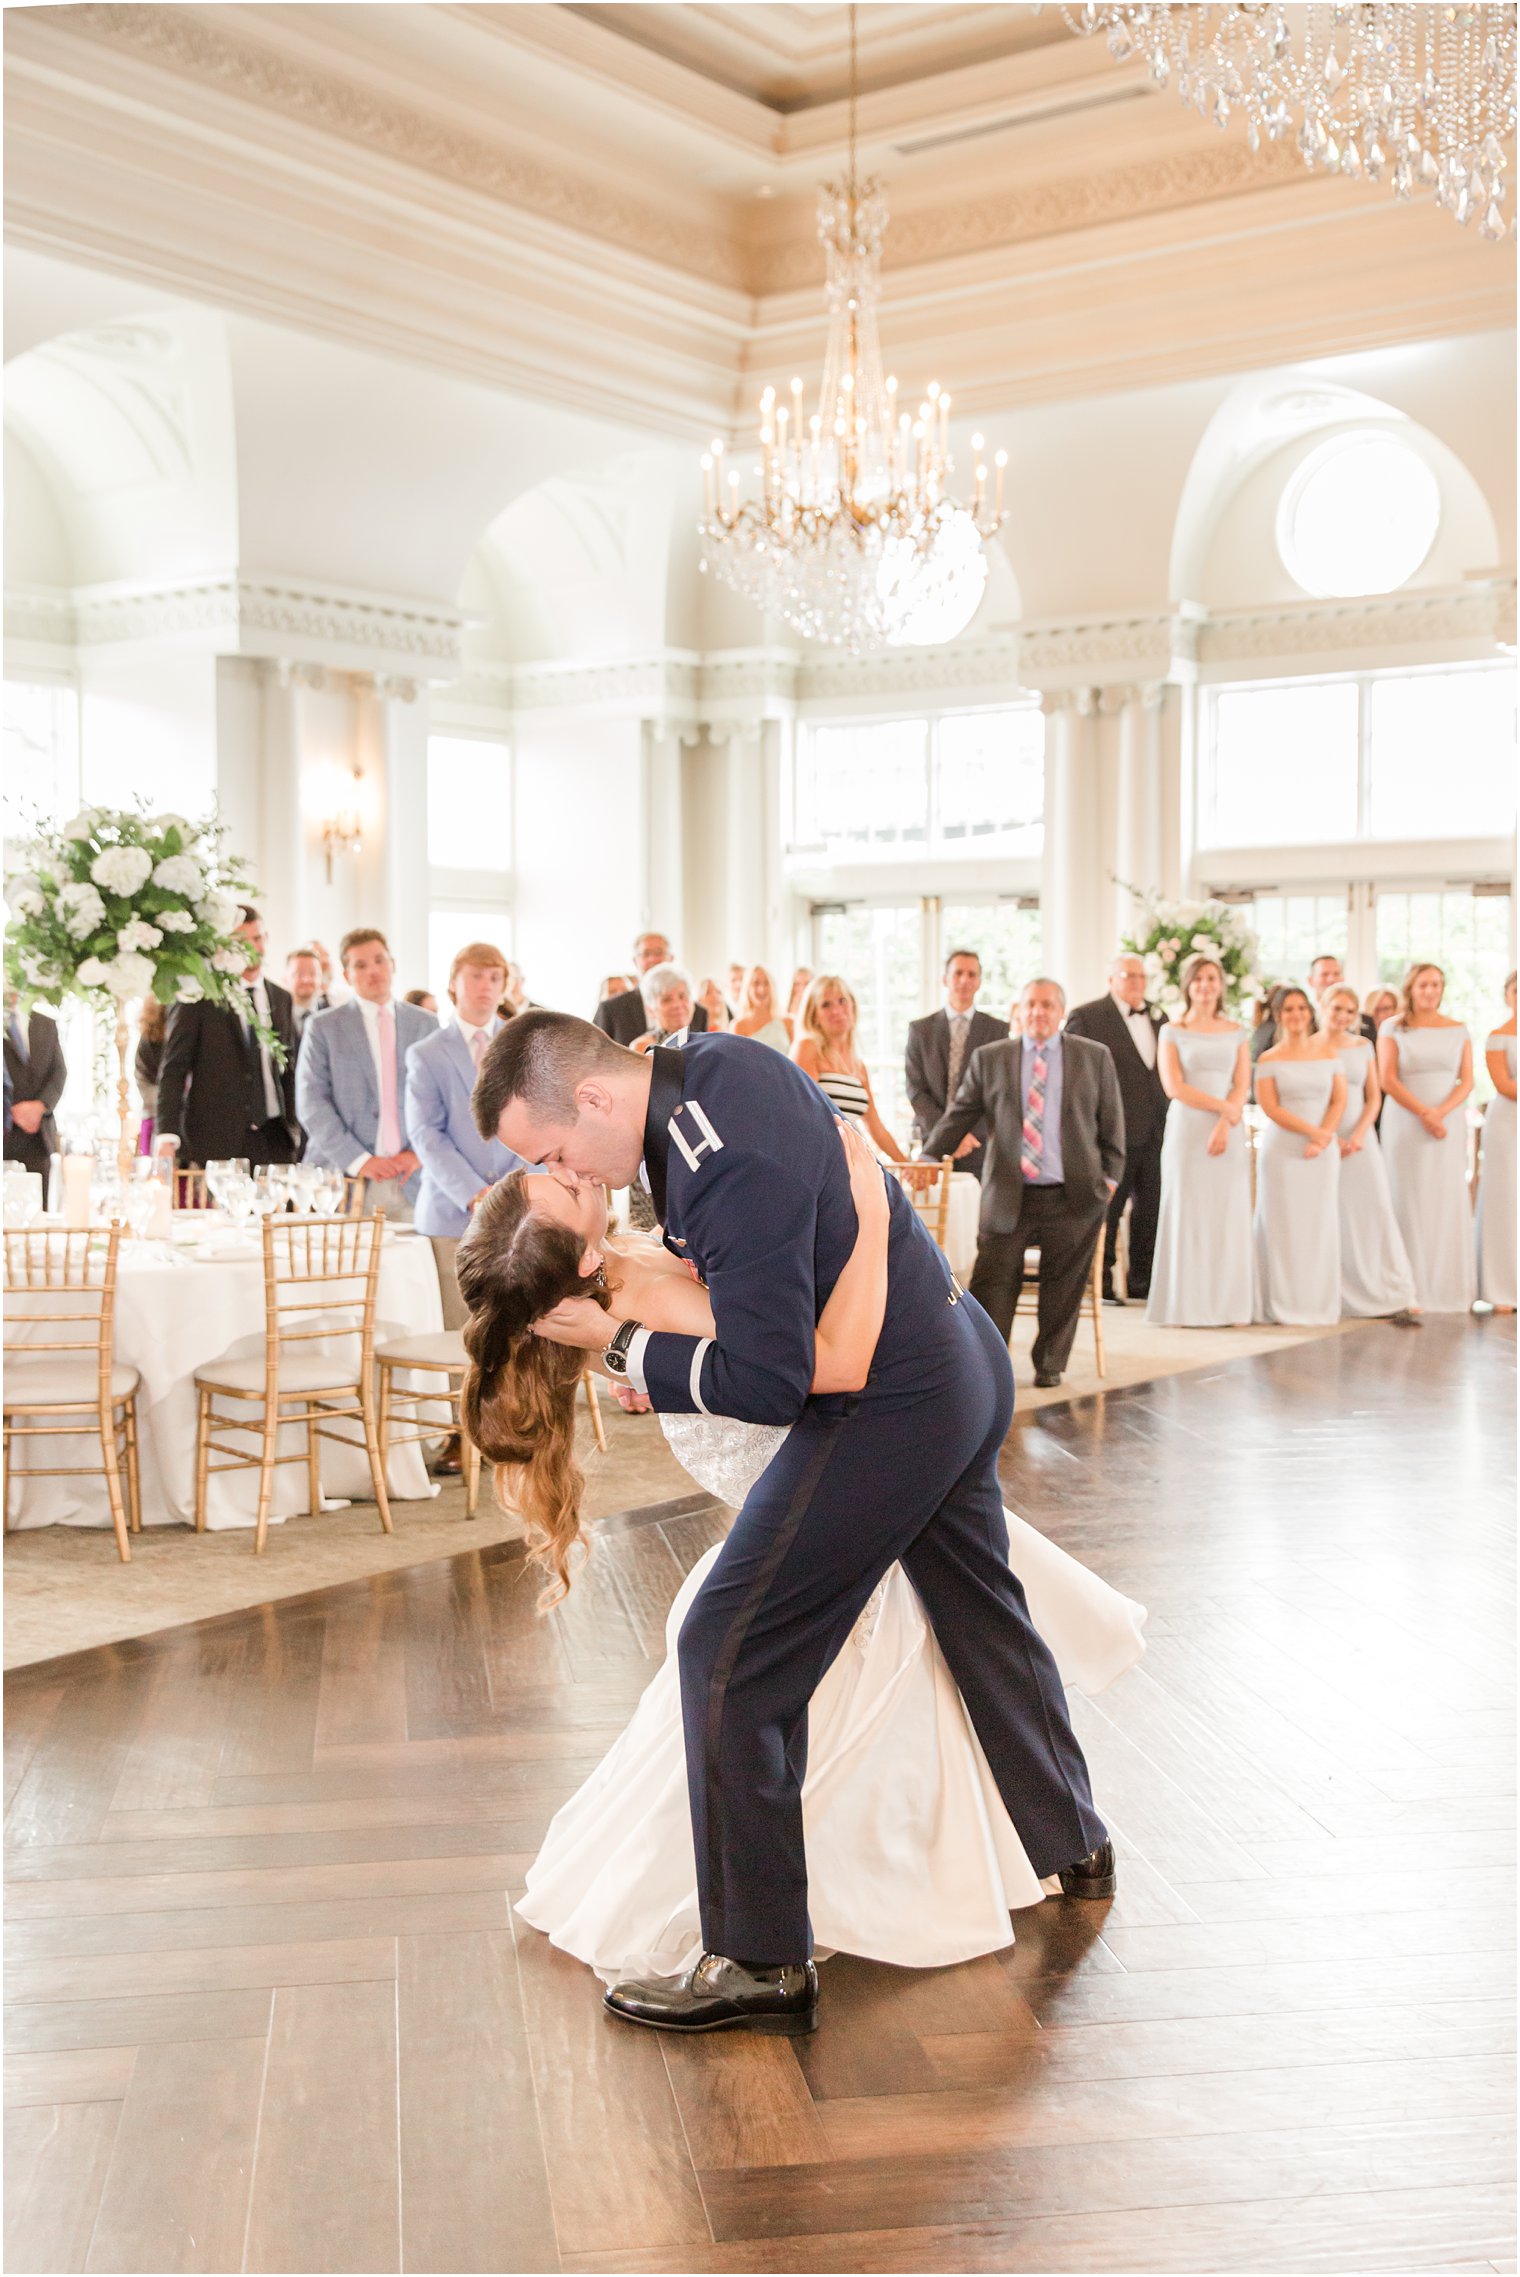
[320, 768, 364, 882]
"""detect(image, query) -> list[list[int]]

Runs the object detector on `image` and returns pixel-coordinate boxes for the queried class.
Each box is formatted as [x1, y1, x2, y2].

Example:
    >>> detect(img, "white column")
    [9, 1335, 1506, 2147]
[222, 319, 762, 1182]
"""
[1113, 681, 1166, 948]
[721, 720, 767, 972]
[374, 676, 430, 988]
[640, 720, 687, 945]
[1039, 689, 1105, 1004]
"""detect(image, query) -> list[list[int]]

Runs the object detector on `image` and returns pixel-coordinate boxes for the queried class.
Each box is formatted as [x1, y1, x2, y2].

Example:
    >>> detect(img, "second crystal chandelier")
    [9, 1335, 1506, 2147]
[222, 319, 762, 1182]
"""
[1064, 3, 1516, 238]
[697, 7, 1006, 652]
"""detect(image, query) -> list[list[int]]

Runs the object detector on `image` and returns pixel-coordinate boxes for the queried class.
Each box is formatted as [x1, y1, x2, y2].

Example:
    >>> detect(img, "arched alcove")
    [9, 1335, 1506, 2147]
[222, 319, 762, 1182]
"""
[1170, 374, 1502, 610]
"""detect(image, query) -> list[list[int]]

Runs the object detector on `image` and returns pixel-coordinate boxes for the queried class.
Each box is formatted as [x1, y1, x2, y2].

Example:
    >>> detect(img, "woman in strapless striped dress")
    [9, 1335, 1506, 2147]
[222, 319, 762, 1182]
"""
[791, 973, 913, 1162]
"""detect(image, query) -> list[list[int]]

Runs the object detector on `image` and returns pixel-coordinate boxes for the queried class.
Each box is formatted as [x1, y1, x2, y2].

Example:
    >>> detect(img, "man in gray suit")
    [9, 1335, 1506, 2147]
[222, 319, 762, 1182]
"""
[926, 977, 1126, 1388]
[295, 927, 437, 1215]
[904, 949, 1008, 1179]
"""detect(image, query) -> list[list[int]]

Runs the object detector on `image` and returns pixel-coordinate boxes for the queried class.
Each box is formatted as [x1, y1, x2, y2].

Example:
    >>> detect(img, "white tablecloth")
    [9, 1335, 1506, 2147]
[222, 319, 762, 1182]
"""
[946, 1173, 981, 1281]
[6, 1219, 446, 1532]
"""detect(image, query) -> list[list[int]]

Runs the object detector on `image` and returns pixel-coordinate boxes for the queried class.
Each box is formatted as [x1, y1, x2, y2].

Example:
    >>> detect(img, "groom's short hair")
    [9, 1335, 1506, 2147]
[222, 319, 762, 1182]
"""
[472, 1008, 628, 1137]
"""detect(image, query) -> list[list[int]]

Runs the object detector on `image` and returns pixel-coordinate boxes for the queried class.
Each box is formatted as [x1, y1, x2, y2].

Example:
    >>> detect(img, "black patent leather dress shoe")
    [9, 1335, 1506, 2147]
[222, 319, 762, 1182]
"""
[1059, 1838, 1117, 1899]
[1033, 1368, 1063, 1389]
[604, 1952, 819, 2035]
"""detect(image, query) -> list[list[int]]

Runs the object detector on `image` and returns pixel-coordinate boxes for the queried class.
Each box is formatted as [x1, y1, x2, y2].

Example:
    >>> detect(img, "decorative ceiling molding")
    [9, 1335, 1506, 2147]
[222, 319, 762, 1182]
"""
[1197, 580, 1517, 663]
[1019, 611, 1201, 689]
[39, 4, 747, 290]
[752, 138, 1307, 291]
[6, 574, 468, 672]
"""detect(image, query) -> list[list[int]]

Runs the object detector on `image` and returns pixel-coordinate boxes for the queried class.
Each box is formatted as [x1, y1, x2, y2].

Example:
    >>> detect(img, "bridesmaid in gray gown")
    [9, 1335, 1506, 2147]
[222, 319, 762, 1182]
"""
[1319, 986, 1419, 1324]
[1147, 953, 1255, 1327]
[1377, 962, 1475, 1314]
[1476, 972, 1516, 1311]
[1254, 988, 1345, 1326]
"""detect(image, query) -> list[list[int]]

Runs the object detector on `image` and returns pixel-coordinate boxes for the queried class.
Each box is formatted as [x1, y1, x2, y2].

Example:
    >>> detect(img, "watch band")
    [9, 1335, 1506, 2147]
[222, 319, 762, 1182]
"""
[602, 1318, 642, 1376]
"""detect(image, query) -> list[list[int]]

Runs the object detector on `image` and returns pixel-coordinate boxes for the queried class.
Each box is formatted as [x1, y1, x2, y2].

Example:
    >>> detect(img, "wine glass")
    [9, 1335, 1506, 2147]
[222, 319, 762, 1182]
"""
[219, 1171, 254, 1231]
[248, 1171, 281, 1224]
[123, 1180, 159, 1242]
[3, 1175, 41, 1230]
[289, 1163, 320, 1214]
[312, 1170, 345, 1218]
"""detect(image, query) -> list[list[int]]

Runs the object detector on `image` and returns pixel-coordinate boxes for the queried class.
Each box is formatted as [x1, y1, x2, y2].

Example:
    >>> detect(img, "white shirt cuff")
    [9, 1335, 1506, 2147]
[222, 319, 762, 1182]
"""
[346, 1153, 370, 1177]
[623, 1327, 652, 1395]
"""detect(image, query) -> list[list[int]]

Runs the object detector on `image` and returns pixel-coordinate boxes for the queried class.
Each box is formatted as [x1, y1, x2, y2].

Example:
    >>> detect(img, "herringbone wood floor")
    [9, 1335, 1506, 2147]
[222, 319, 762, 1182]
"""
[5, 1318, 1514, 2274]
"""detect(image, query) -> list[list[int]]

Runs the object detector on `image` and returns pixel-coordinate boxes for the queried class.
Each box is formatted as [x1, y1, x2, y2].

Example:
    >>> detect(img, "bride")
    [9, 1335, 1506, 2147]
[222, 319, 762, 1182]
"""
[456, 1124, 1145, 1984]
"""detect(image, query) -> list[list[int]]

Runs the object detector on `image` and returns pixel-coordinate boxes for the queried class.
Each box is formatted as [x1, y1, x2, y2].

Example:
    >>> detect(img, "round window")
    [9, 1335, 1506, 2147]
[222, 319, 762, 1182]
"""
[1277, 429, 1441, 600]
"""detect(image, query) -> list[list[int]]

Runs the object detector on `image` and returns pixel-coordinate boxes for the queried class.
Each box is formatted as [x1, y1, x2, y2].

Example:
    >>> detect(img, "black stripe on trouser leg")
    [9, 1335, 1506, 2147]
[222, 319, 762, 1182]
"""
[698, 1417, 846, 1958]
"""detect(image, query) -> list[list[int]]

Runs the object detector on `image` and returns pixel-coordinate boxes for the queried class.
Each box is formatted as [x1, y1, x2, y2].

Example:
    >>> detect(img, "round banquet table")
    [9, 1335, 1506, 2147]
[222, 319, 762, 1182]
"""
[945, 1172, 981, 1282]
[5, 1216, 446, 1533]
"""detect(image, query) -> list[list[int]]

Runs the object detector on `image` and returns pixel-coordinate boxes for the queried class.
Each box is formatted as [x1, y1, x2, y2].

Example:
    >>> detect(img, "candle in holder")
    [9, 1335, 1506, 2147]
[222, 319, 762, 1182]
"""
[61, 1154, 93, 1229]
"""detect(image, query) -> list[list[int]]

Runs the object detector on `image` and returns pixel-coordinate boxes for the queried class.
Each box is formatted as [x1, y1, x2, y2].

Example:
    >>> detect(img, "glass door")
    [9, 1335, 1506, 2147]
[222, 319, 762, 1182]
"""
[1375, 884, 1514, 1097]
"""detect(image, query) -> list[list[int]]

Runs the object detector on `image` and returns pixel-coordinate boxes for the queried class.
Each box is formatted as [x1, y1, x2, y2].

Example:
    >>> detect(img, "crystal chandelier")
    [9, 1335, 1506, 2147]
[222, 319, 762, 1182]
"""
[697, 8, 1006, 653]
[1063, 4, 1517, 236]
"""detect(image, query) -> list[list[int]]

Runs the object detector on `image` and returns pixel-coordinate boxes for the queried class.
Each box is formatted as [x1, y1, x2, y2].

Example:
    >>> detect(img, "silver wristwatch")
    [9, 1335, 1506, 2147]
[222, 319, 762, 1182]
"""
[602, 1318, 642, 1377]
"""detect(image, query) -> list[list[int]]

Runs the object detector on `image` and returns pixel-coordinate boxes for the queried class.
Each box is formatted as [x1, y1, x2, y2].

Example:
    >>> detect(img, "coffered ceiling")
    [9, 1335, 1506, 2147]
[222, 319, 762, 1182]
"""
[5, 3, 1513, 436]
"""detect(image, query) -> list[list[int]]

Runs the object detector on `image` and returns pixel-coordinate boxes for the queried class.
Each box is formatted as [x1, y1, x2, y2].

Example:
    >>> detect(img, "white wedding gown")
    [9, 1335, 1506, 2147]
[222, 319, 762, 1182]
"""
[515, 1413, 1147, 1981]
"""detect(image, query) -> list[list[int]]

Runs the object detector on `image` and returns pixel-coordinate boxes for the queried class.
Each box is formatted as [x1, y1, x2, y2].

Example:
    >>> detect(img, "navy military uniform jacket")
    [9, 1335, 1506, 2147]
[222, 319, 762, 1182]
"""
[631, 1033, 955, 1426]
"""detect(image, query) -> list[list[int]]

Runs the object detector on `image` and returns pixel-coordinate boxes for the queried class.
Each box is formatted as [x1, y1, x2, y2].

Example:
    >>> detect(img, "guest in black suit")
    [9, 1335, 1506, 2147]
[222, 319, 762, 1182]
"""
[593, 931, 708, 1048]
[1065, 953, 1168, 1302]
[155, 907, 299, 1169]
[3, 995, 67, 1179]
[927, 979, 1125, 1388]
[904, 950, 1008, 1179]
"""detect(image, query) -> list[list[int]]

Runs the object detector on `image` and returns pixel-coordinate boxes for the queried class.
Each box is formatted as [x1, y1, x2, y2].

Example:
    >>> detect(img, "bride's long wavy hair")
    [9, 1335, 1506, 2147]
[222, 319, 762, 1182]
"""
[456, 1172, 611, 1605]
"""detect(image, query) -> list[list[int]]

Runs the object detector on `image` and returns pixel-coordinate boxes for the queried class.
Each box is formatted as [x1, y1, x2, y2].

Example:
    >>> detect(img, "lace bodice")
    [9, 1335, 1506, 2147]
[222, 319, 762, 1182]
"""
[658, 1412, 788, 1507]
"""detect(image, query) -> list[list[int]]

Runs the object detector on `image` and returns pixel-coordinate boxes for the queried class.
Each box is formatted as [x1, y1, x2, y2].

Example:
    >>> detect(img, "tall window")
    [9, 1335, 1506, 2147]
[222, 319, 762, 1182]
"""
[811, 904, 922, 1139]
[796, 706, 1044, 859]
[427, 734, 511, 1004]
[1201, 664, 1514, 850]
[939, 900, 1042, 1022]
[1376, 887, 1513, 1063]
[1246, 893, 1349, 986]
[3, 680, 80, 842]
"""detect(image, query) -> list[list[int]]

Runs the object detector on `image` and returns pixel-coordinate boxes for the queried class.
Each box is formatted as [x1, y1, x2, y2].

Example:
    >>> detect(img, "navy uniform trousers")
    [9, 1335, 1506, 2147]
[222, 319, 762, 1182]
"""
[675, 1284, 1107, 1965]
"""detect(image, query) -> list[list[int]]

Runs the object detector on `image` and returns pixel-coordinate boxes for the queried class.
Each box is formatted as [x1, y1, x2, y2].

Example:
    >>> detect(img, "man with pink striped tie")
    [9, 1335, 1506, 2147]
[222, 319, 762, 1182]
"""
[294, 927, 438, 1220]
[925, 978, 1127, 1389]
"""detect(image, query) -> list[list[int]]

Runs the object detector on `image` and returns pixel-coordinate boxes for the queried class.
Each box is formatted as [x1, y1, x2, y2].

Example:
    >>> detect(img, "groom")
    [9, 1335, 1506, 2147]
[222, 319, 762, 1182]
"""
[476, 1011, 1113, 2034]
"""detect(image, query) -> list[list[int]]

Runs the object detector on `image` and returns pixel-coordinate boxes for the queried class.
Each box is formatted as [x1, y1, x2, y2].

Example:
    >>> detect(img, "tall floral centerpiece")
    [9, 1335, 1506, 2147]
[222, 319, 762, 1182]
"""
[5, 807, 277, 1180]
[1119, 891, 1262, 1018]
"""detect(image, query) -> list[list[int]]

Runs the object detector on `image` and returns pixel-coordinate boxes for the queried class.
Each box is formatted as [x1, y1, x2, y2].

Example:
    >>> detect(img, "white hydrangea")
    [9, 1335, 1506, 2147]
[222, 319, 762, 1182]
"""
[76, 956, 111, 988]
[7, 875, 45, 918]
[211, 945, 247, 974]
[117, 919, 163, 952]
[196, 890, 240, 934]
[158, 908, 196, 933]
[104, 951, 156, 999]
[60, 809, 101, 842]
[151, 813, 192, 839]
[152, 854, 203, 896]
[89, 844, 153, 896]
[175, 974, 205, 1004]
[58, 881, 107, 939]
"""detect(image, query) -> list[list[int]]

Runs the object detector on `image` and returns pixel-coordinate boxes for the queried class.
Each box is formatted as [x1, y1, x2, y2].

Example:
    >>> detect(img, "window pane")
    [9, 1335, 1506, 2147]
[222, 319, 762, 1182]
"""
[3, 681, 80, 841]
[811, 902, 921, 1142]
[1376, 887, 1513, 1100]
[428, 908, 511, 1007]
[1248, 894, 1348, 989]
[939, 902, 1041, 1025]
[1279, 432, 1441, 600]
[1206, 683, 1359, 846]
[803, 722, 928, 850]
[428, 737, 511, 870]
[1368, 669, 1516, 840]
[935, 711, 1044, 856]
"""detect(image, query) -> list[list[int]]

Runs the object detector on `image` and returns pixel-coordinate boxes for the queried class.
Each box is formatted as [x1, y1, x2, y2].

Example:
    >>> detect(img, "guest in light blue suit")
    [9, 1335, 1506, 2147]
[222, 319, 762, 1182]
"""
[296, 927, 437, 1216]
[406, 939, 533, 1323]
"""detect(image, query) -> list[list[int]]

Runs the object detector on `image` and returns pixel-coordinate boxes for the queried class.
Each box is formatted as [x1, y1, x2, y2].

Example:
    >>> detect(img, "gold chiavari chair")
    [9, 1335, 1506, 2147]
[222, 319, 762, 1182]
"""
[3, 1226, 141, 1562]
[192, 1211, 391, 1554]
[1011, 1224, 1108, 1380]
[173, 1164, 207, 1210]
[376, 1331, 481, 1517]
[887, 1156, 956, 1250]
[581, 1367, 608, 1453]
